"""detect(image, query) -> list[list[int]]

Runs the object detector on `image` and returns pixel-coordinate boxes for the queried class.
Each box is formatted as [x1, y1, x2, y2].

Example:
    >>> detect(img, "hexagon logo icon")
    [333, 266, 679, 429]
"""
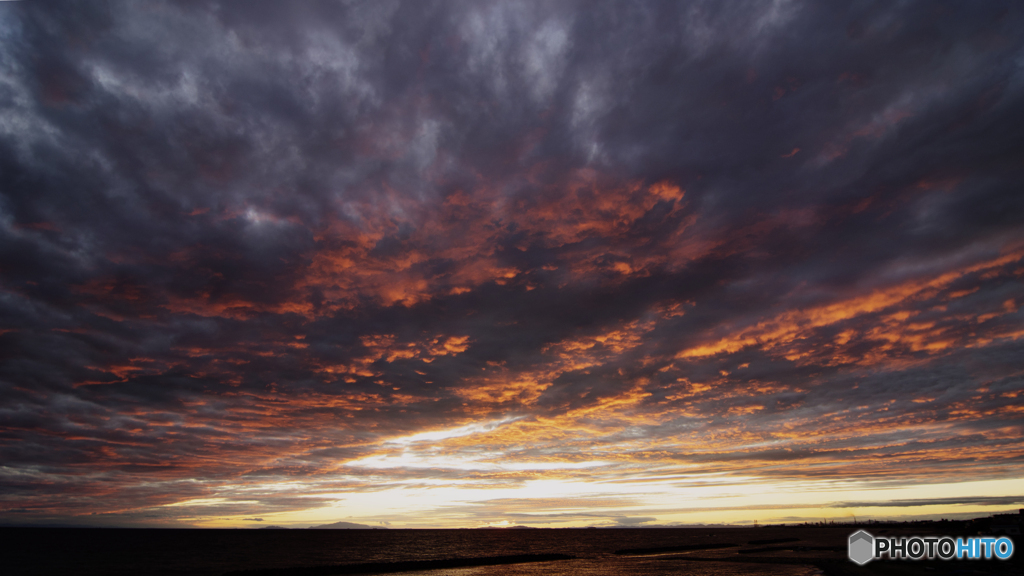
[848, 530, 874, 565]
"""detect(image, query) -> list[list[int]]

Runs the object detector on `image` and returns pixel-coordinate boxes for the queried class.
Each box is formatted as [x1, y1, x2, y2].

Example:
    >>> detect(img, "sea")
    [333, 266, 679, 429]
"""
[2, 527, 823, 576]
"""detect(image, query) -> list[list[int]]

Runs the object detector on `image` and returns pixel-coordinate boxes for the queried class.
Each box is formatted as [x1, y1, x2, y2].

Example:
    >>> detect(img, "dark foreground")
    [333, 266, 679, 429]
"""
[0, 524, 1019, 576]
[223, 554, 575, 576]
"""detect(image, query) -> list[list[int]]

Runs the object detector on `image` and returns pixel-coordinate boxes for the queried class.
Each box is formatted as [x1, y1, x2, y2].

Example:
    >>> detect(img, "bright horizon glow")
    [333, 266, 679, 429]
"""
[189, 473, 1024, 529]
[174, 417, 1024, 529]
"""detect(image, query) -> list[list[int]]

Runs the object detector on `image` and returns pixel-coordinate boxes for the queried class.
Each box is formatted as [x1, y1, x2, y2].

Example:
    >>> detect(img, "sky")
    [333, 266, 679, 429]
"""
[1, 0, 1023, 529]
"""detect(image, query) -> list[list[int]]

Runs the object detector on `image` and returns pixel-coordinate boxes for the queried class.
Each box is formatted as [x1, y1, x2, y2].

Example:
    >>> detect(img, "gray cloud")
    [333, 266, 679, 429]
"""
[1, 0, 1023, 526]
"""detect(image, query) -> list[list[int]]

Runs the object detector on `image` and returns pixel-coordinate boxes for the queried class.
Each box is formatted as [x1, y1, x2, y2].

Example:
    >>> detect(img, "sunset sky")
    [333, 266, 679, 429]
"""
[1, 1, 1023, 529]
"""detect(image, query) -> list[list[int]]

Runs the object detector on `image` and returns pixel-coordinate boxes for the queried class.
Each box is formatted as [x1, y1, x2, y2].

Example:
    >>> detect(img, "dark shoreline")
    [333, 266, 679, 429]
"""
[221, 554, 575, 576]
[614, 542, 739, 554]
[4, 524, 1020, 576]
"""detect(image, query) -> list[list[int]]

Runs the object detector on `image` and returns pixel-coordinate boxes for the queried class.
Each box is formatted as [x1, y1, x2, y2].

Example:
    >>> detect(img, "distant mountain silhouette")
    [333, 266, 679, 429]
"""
[308, 521, 386, 529]
[481, 525, 536, 529]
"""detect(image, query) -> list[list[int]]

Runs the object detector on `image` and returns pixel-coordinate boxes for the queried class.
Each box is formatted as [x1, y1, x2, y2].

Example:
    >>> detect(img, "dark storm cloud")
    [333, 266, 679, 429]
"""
[1, 0, 1023, 525]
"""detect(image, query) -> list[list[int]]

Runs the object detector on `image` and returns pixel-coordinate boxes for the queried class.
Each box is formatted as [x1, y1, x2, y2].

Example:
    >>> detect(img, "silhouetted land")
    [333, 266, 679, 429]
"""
[614, 542, 738, 554]
[222, 554, 574, 576]
[748, 537, 801, 545]
[2, 518, 1021, 576]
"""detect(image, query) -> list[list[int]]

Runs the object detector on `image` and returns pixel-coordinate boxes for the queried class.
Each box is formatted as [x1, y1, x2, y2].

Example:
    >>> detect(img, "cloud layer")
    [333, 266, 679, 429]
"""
[1, 0, 1022, 527]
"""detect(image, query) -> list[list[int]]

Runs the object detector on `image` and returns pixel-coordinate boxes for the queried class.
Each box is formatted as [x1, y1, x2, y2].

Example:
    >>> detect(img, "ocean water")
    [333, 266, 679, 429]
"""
[1, 528, 822, 576]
